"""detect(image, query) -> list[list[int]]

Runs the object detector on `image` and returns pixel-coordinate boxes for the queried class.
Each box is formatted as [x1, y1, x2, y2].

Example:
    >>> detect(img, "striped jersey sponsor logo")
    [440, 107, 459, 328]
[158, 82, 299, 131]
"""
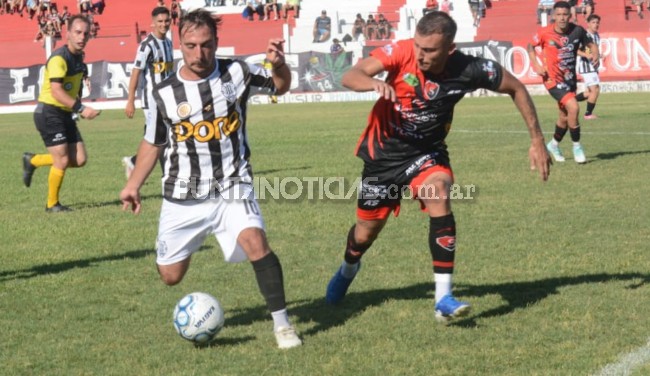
[152, 59, 276, 200]
[133, 33, 174, 109]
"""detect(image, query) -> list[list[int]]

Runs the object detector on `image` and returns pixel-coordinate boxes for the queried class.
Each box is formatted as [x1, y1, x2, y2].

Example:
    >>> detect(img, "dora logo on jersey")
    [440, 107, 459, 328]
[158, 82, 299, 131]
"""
[423, 81, 439, 100]
[173, 111, 241, 143]
[152, 62, 173, 74]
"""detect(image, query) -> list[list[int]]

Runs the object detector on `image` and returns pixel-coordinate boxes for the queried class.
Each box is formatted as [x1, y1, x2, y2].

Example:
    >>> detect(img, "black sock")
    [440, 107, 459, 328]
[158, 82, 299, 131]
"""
[344, 225, 372, 264]
[130, 155, 137, 165]
[251, 252, 286, 312]
[575, 92, 586, 102]
[429, 213, 456, 274]
[569, 126, 581, 143]
[554, 125, 568, 143]
[585, 102, 596, 116]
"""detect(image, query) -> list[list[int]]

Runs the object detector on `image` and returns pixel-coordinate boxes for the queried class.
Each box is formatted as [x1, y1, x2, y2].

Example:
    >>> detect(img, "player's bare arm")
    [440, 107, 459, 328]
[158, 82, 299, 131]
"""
[587, 41, 600, 67]
[527, 43, 546, 76]
[496, 68, 551, 181]
[51, 81, 101, 119]
[341, 57, 396, 102]
[266, 38, 291, 95]
[125, 67, 143, 118]
[120, 140, 162, 214]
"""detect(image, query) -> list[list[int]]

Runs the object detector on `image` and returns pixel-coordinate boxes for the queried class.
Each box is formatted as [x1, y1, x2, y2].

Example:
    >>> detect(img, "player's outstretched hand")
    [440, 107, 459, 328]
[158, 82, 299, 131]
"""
[372, 79, 396, 103]
[266, 38, 286, 68]
[529, 138, 551, 181]
[120, 187, 142, 214]
[81, 106, 101, 120]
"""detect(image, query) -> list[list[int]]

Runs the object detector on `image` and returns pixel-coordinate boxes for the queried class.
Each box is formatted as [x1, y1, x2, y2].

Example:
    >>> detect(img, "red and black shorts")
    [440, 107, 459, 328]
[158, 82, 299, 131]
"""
[34, 102, 83, 147]
[357, 151, 453, 221]
[548, 83, 577, 109]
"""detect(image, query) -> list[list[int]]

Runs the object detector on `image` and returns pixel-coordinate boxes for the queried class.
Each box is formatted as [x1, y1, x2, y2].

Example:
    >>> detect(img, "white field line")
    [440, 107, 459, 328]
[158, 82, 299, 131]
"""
[592, 338, 650, 376]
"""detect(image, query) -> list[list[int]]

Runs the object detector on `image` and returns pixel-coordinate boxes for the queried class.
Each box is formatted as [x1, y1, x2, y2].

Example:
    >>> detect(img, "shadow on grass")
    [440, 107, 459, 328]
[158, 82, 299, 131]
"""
[592, 150, 650, 161]
[224, 272, 649, 335]
[0, 249, 155, 282]
[71, 193, 161, 210]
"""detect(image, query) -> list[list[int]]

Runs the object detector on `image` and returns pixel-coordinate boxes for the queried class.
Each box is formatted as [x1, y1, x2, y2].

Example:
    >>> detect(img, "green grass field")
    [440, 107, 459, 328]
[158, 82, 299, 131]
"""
[1, 93, 649, 375]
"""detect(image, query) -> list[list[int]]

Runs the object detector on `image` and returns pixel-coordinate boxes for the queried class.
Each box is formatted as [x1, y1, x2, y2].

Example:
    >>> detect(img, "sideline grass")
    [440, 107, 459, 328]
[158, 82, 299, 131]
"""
[0, 93, 648, 375]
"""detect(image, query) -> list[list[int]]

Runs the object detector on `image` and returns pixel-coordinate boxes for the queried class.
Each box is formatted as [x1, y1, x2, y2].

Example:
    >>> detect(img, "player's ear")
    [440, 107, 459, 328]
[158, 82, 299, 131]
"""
[448, 42, 456, 55]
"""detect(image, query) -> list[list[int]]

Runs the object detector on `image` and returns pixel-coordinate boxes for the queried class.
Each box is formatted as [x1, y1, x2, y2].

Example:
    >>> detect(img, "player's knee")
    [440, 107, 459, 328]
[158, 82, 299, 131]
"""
[159, 271, 183, 286]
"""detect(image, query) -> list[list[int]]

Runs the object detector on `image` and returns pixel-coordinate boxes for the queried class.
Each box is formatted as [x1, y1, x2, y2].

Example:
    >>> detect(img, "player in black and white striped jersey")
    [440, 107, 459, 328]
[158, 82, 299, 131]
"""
[119, 9, 302, 350]
[123, 6, 174, 178]
[576, 14, 601, 120]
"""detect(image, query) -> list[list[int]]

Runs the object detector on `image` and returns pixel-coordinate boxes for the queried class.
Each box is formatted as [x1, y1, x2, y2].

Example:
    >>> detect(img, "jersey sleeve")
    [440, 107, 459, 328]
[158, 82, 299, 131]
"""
[465, 57, 504, 91]
[530, 29, 543, 49]
[46, 55, 68, 83]
[147, 86, 170, 146]
[370, 42, 407, 74]
[133, 43, 152, 71]
[246, 61, 276, 93]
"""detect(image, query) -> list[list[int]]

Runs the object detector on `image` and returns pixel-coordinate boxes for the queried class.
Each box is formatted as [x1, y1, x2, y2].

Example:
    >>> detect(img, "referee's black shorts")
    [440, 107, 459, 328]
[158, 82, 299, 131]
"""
[34, 102, 83, 147]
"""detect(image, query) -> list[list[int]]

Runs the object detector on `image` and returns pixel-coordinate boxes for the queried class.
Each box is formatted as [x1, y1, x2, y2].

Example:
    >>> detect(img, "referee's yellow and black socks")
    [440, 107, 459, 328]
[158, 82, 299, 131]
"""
[46, 167, 65, 209]
[31, 153, 53, 168]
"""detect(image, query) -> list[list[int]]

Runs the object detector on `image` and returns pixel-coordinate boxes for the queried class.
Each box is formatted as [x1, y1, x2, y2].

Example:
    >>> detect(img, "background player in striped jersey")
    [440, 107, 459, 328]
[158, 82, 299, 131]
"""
[325, 11, 551, 323]
[22, 15, 102, 212]
[123, 6, 174, 179]
[119, 9, 302, 349]
[528, 1, 599, 164]
[575, 14, 601, 120]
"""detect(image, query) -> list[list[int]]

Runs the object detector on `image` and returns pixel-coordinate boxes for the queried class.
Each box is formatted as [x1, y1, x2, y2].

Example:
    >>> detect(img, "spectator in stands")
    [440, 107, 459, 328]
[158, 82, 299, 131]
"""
[476, 0, 486, 27]
[60, 5, 70, 25]
[352, 13, 366, 41]
[440, 0, 453, 14]
[365, 14, 377, 40]
[39, 0, 52, 17]
[468, 0, 480, 26]
[263, 0, 280, 21]
[536, 0, 554, 24]
[91, 0, 105, 15]
[25, 0, 39, 20]
[243, 0, 264, 21]
[48, 7, 62, 33]
[170, 0, 179, 24]
[78, 0, 92, 14]
[423, 0, 438, 15]
[8, 0, 26, 16]
[376, 13, 391, 39]
[282, 0, 299, 19]
[632, 0, 645, 18]
[581, 0, 595, 19]
[330, 38, 343, 55]
[312, 9, 331, 43]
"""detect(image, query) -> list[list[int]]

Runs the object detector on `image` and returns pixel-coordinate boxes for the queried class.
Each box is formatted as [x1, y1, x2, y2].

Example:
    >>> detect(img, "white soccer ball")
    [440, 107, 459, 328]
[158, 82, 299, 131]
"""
[173, 292, 225, 345]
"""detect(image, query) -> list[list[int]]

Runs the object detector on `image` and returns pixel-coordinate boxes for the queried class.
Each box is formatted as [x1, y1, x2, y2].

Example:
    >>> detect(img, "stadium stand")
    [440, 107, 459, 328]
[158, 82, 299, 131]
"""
[1, 0, 647, 68]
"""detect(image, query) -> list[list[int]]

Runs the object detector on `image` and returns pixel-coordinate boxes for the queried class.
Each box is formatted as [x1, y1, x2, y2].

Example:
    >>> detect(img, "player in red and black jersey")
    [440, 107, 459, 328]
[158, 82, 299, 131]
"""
[325, 11, 551, 323]
[528, 1, 599, 163]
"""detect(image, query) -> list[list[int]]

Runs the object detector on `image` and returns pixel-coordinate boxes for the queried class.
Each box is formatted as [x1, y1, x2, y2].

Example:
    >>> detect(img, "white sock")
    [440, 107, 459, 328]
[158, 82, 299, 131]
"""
[434, 273, 452, 303]
[340, 261, 359, 279]
[271, 309, 291, 331]
[573, 141, 581, 147]
[551, 138, 560, 147]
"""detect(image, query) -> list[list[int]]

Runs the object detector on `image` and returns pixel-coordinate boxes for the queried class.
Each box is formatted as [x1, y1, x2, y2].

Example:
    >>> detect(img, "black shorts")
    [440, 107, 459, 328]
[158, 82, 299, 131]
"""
[34, 102, 83, 147]
[548, 84, 577, 108]
[358, 151, 453, 220]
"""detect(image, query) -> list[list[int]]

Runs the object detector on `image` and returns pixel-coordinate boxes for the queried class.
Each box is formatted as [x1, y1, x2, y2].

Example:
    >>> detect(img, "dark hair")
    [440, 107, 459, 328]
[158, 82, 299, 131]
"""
[178, 9, 222, 40]
[586, 14, 600, 22]
[67, 14, 91, 31]
[553, 1, 572, 11]
[152, 6, 170, 18]
[415, 11, 457, 41]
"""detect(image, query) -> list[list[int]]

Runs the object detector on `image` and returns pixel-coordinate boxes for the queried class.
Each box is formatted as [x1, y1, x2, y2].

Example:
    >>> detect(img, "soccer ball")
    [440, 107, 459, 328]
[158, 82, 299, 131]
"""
[173, 292, 225, 345]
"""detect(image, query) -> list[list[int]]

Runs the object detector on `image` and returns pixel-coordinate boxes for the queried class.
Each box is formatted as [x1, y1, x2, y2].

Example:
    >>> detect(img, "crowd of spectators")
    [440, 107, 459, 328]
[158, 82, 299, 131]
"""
[349, 12, 393, 41]
[1, 1, 108, 48]
[208, 0, 298, 21]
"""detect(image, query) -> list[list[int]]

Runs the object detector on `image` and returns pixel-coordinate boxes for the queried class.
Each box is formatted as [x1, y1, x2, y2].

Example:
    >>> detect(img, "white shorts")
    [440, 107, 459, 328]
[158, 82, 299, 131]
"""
[581, 72, 600, 87]
[155, 187, 265, 265]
